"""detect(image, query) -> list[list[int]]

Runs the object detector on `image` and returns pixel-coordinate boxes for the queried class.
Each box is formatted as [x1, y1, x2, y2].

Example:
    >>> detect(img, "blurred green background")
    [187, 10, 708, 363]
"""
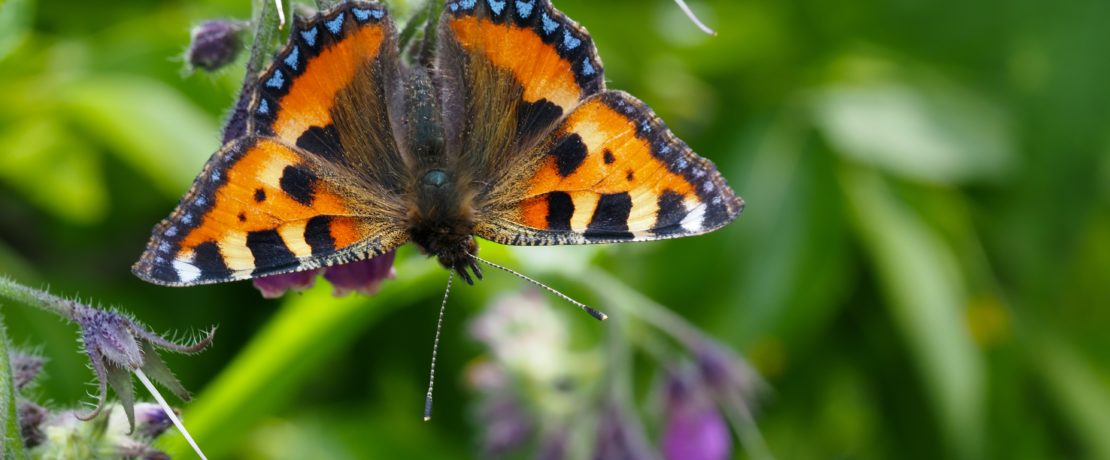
[2, 0, 1109, 458]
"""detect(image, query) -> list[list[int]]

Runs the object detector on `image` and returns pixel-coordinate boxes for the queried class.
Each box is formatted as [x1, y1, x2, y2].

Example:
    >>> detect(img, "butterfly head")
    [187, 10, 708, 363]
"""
[409, 169, 484, 284]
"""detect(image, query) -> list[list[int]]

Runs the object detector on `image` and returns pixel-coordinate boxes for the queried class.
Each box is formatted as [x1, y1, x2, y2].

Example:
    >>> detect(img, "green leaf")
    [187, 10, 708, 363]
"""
[840, 167, 985, 459]
[0, 117, 108, 224]
[0, 0, 33, 62]
[812, 56, 1014, 184]
[61, 75, 219, 197]
[1034, 336, 1110, 459]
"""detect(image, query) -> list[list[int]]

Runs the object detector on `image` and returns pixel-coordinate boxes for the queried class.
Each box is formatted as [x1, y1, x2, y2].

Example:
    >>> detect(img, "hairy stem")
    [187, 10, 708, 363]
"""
[0, 314, 30, 460]
[0, 277, 76, 322]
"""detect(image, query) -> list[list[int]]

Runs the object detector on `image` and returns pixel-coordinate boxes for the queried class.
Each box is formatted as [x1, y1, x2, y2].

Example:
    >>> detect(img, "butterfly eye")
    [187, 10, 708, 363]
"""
[422, 169, 450, 188]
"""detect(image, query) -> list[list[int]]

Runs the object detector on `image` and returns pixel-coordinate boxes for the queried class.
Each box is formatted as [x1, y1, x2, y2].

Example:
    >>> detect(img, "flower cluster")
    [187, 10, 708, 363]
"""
[0, 277, 215, 458]
[72, 306, 215, 431]
[184, 19, 247, 72]
[11, 350, 180, 458]
[466, 290, 764, 460]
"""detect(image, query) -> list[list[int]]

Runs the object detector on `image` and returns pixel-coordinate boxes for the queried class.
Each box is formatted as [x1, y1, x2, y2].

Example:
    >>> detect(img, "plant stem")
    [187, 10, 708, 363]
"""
[135, 368, 207, 460]
[0, 313, 30, 460]
[0, 277, 76, 321]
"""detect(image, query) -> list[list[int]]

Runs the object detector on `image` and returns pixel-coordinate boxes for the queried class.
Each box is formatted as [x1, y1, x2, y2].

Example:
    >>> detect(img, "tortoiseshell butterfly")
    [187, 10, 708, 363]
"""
[133, 0, 744, 290]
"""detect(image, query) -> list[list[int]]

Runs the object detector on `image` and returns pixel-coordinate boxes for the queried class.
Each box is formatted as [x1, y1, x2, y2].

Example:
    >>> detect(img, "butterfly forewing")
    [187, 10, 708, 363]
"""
[437, 0, 605, 205]
[134, 2, 410, 286]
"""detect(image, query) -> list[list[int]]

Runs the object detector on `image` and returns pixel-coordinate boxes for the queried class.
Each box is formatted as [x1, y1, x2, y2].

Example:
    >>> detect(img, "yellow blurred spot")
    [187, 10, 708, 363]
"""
[747, 336, 786, 379]
[966, 296, 1010, 347]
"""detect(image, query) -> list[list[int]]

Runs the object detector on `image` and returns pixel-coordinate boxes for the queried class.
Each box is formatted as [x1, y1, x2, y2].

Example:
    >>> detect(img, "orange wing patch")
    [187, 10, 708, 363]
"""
[270, 24, 385, 141]
[133, 137, 399, 286]
[449, 16, 580, 110]
[248, 3, 394, 144]
[524, 98, 697, 234]
[479, 91, 744, 245]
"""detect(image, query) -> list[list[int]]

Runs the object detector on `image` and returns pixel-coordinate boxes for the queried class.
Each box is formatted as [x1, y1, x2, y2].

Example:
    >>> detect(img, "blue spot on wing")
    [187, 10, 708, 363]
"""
[582, 58, 595, 76]
[515, 0, 533, 18]
[257, 99, 270, 115]
[488, 0, 506, 14]
[325, 12, 345, 34]
[266, 70, 285, 89]
[352, 8, 370, 22]
[541, 12, 558, 35]
[458, 0, 477, 10]
[562, 30, 581, 50]
[300, 27, 318, 47]
[283, 46, 299, 70]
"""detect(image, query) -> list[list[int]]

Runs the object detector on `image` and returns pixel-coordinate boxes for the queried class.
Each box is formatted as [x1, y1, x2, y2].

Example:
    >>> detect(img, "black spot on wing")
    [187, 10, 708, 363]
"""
[193, 241, 232, 280]
[254, 189, 266, 202]
[246, 230, 297, 275]
[280, 165, 318, 206]
[652, 190, 688, 236]
[304, 215, 336, 256]
[296, 125, 344, 160]
[550, 133, 588, 177]
[585, 192, 634, 240]
[147, 264, 179, 284]
[546, 191, 574, 231]
[603, 149, 615, 164]
[517, 98, 563, 143]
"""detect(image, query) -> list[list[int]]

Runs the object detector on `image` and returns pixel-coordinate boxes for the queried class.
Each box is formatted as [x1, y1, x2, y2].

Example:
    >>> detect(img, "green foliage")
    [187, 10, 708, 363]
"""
[1, 0, 1108, 459]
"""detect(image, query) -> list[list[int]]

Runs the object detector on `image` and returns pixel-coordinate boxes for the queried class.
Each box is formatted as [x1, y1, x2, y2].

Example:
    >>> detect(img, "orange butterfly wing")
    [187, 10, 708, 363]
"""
[439, 1, 742, 245]
[133, 3, 408, 285]
[478, 92, 743, 244]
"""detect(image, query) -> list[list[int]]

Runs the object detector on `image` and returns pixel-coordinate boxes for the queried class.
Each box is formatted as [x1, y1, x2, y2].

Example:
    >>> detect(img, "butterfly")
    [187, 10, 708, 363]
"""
[132, 0, 744, 289]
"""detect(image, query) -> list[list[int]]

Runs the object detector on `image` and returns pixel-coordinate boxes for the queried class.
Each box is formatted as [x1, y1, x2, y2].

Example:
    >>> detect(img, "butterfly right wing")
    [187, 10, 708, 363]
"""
[133, 2, 410, 286]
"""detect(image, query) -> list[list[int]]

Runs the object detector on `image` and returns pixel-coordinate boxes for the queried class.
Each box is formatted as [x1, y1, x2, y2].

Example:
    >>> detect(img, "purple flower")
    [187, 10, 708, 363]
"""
[252, 269, 320, 299]
[661, 372, 732, 460]
[593, 404, 656, 460]
[134, 402, 177, 439]
[185, 19, 246, 72]
[11, 351, 44, 391]
[251, 250, 397, 298]
[323, 251, 396, 296]
[73, 307, 215, 432]
[694, 341, 761, 411]
[18, 400, 48, 449]
[467, 361, 535, 457]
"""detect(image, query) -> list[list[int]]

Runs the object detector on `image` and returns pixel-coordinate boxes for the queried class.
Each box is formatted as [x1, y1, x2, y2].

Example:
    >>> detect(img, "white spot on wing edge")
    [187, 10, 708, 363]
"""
[680, 201, 706, 233]
[173, 258, 202, 283]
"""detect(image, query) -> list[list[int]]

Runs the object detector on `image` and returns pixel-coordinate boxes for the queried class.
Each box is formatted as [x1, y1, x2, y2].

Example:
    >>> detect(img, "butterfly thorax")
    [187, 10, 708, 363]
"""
[408, 168, 482, 283]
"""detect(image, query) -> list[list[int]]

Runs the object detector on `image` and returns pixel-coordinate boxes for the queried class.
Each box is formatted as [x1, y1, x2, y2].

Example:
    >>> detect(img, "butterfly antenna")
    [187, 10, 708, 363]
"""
[469, 254, 608, 321]
[424, 270, 453, 422]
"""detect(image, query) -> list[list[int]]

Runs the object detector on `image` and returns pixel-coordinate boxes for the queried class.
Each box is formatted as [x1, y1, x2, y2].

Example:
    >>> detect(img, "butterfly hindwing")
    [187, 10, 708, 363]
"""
[438, 0, 604, 202]
[134, 2, 410, 286]
[475, 91, 744, 245]
[133, 137, 408, 285]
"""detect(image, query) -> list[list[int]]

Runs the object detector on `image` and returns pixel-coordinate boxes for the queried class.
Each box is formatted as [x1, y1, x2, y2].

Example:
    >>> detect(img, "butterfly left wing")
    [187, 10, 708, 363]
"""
[133, 137, 409, 286]
[134, 3, 410, 286]
[474, 91, 744, 245]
